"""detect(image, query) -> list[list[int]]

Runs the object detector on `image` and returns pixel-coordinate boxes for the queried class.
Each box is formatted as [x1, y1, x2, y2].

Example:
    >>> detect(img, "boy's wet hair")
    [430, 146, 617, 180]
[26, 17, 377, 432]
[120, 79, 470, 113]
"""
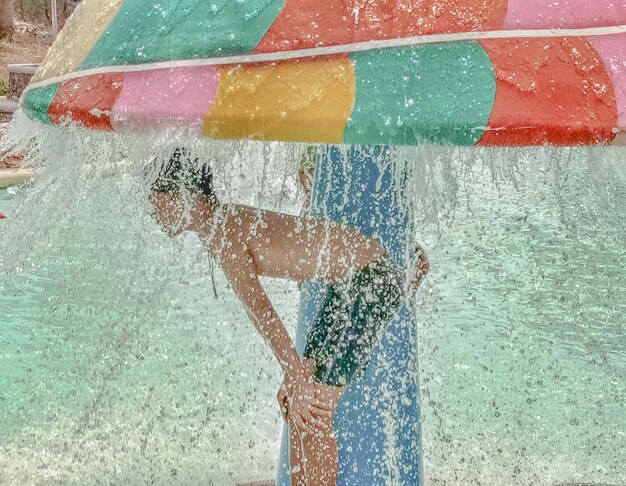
[151, 148, 217, 203]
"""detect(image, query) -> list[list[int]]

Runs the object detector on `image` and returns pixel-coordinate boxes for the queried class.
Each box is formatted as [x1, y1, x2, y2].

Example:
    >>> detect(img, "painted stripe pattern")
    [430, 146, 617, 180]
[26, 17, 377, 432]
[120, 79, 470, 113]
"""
[21, 0, 626, 146]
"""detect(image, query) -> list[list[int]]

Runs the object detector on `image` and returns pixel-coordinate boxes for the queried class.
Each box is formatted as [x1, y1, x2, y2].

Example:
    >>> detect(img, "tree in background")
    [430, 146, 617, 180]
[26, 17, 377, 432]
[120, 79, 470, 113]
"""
[0, 0, 82, 35]
[6, 0, 82, 30]
[0, 0, 15, 39]
[60, 0, 81, 28]
[14, 0, 52, 25]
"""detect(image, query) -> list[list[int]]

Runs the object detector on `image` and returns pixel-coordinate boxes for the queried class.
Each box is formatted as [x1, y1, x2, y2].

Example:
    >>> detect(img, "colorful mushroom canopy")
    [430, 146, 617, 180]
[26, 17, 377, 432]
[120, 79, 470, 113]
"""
[22, 0, 626, 146]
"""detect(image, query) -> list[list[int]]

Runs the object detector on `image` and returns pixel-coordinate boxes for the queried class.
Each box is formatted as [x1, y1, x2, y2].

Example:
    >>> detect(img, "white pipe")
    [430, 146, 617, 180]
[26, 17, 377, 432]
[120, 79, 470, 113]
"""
[0, 168, 35, 189]
[51, 0, 58, 35]
[25, 22, 626, 92]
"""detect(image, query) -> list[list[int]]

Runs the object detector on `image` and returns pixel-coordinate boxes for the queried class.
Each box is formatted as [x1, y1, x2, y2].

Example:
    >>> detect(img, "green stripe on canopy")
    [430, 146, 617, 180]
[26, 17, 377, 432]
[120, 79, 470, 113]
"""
[81, 0, 285, 68]
[23, 84, 59, 126]
[345, 43, 496, 146]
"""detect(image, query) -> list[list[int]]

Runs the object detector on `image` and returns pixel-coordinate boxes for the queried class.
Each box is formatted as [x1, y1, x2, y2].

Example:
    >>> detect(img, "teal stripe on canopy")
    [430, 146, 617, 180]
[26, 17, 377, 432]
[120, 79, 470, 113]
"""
[345, 42, 496, 146]
[23, 84, 59, 126]
[81, 0, 285, 68]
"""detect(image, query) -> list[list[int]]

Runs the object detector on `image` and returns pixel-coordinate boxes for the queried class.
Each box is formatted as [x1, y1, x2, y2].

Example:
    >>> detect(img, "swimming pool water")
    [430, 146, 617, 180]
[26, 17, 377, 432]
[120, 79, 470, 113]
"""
[1, 148, 624, 485]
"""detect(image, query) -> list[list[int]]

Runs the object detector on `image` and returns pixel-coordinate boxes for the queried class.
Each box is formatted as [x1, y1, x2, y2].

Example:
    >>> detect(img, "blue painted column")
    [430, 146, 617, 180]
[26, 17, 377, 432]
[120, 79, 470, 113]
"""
[276, 145, 422, 486]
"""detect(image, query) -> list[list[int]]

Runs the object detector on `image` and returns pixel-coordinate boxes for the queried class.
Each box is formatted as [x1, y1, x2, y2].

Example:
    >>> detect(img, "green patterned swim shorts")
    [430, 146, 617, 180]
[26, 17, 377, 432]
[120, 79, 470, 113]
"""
[303, 255, 404, 387]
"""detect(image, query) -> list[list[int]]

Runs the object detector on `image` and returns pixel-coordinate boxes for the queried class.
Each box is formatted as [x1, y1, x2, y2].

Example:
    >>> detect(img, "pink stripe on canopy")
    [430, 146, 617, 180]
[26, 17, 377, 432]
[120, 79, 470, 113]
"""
[111, 66, 218, 134]
[504, 0, 626, 29]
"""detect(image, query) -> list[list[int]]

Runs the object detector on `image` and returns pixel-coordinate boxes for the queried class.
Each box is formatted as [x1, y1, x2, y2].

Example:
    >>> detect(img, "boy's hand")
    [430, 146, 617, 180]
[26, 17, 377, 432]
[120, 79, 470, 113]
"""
[411, 244, 430, 289]
[282, 359, 334, 433]
[277, 383, 289, 422]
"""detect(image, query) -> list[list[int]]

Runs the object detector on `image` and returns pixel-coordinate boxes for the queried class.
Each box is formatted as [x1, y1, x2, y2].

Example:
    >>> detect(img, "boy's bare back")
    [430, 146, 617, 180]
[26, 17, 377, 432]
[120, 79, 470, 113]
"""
[200, 204, 386, 284]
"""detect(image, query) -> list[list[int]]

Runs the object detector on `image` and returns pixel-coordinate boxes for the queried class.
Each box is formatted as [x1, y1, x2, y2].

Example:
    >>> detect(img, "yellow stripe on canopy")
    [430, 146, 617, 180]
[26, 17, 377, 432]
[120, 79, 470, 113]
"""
[204, 56, 355, 143]
[32, 0, 124, 84]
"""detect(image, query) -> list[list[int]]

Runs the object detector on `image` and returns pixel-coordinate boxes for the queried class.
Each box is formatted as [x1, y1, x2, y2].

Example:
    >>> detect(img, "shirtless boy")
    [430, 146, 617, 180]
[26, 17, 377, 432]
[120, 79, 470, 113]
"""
[148, 149, 429, 485]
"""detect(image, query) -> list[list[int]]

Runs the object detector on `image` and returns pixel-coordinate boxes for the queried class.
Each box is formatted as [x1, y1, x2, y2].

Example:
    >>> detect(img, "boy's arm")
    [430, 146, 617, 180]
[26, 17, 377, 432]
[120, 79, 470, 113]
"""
[218, 243, 301, 374]
[216, 238, 335, 430]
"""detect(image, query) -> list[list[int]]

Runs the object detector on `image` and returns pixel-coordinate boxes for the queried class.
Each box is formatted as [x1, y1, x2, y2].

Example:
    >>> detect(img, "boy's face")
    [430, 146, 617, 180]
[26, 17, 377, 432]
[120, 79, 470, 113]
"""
[149, 191, 191, 237]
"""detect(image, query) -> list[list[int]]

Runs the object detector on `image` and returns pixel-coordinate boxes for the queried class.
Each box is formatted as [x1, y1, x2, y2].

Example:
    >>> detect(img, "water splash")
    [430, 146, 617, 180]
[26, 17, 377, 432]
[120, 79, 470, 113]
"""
[1, 111, 625, 485]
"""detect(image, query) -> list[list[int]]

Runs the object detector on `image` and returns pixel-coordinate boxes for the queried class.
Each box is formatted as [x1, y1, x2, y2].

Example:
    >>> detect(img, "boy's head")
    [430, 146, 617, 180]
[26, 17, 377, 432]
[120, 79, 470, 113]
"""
[151, 148, 217, 202]
[149, 148, 218, 237]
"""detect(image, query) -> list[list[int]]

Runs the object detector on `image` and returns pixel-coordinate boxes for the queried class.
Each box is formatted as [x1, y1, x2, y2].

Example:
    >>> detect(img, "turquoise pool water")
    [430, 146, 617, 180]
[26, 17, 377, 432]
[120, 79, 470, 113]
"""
[1, 147, 624, 485]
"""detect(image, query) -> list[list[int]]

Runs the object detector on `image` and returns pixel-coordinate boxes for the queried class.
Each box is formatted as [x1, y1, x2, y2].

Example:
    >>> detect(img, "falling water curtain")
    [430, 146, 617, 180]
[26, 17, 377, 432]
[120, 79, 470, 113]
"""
[9, 1, 626, 484]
